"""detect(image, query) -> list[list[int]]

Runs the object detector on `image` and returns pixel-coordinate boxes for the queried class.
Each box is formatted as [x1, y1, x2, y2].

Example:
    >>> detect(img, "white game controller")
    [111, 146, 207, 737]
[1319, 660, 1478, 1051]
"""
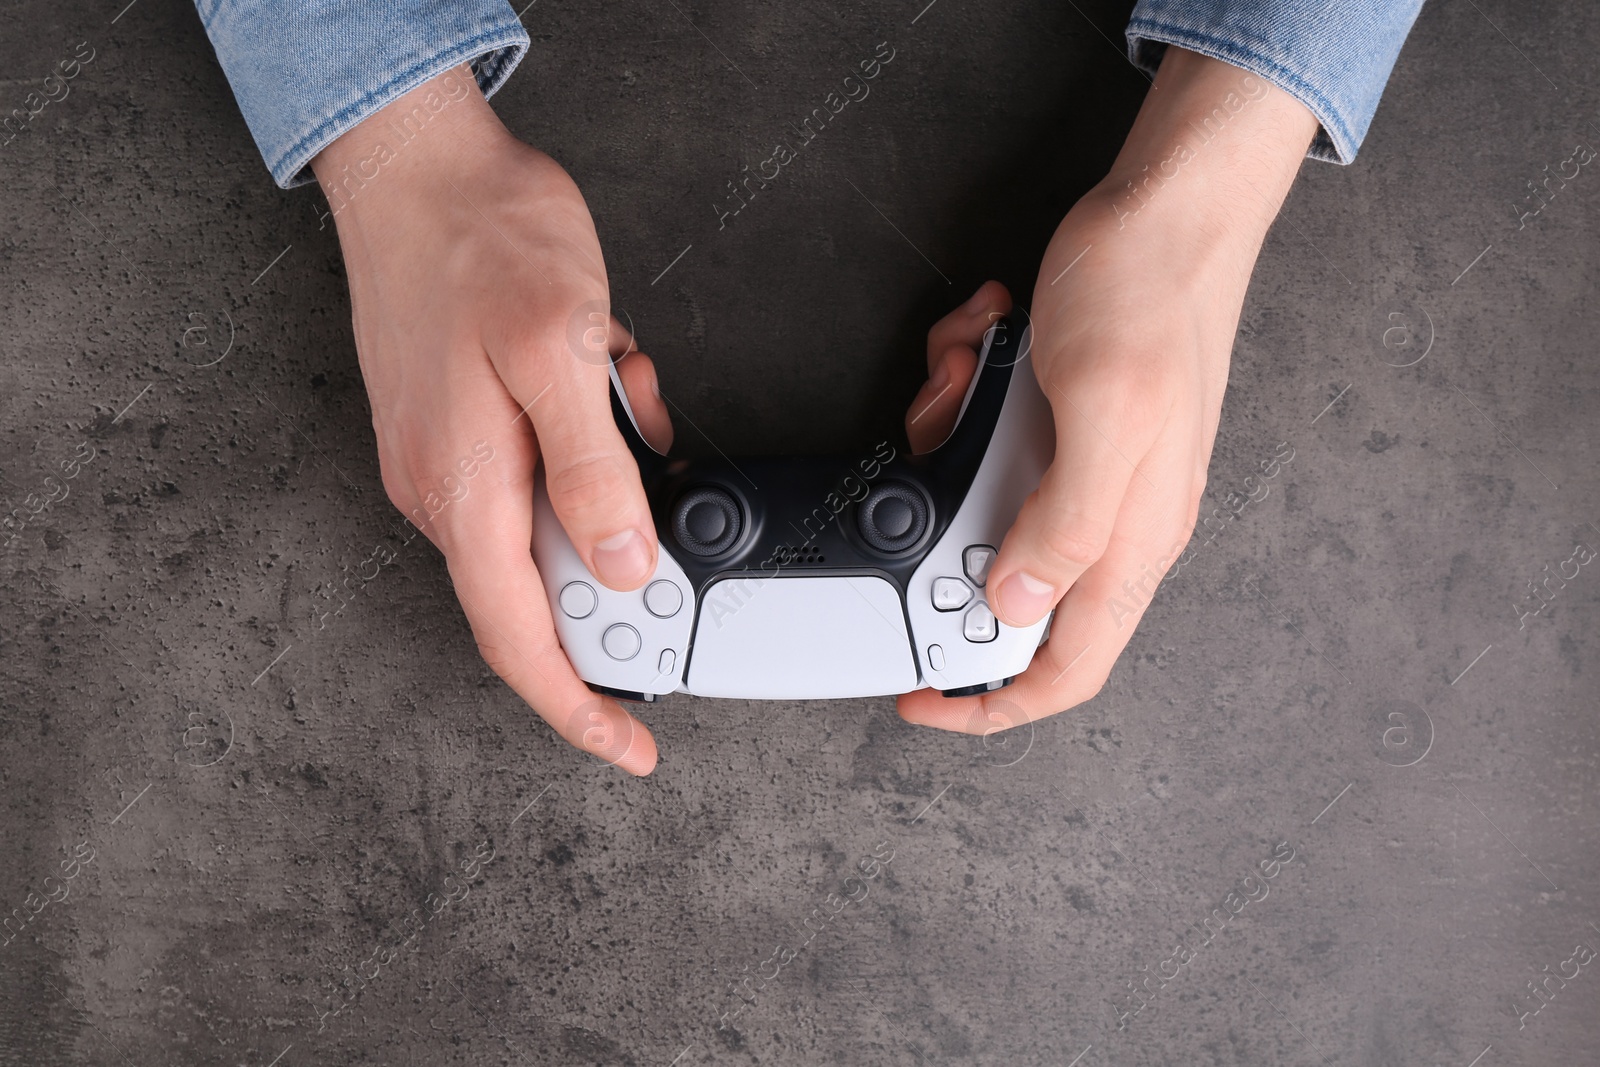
[532, 317, 1054, 701]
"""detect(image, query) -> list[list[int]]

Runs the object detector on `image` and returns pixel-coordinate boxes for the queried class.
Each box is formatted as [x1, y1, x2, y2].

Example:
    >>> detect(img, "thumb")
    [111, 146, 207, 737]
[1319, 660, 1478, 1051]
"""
[538, 397, 658, 591]
[491, 302, 659, 592]
[517, 333, 658, 590]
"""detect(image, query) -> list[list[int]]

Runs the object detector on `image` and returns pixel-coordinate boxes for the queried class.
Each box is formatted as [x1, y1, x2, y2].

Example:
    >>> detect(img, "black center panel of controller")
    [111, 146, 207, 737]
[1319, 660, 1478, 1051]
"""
[608, 316, 1025, 600]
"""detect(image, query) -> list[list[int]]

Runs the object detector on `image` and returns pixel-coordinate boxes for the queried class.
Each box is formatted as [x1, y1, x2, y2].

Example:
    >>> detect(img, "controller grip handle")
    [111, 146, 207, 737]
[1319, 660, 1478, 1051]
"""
[924, 317, 1026, 478]
[608, 359, 670, 481]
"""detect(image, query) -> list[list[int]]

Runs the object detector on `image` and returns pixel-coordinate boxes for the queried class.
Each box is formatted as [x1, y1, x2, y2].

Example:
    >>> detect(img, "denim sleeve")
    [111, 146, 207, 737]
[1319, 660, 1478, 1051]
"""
[1125, 0, 1424, 164]
[193, 0, 530, 188]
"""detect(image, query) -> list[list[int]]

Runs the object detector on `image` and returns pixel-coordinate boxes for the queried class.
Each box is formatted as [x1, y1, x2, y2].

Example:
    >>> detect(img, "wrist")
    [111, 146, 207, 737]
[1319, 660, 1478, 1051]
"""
[1091, 47, 1318, 258]
[310, 65, 510, 226]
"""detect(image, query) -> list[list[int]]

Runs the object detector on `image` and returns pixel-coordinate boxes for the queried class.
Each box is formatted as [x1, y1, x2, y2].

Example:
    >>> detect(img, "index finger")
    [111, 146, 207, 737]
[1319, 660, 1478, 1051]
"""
[925, 281, 1012, 372]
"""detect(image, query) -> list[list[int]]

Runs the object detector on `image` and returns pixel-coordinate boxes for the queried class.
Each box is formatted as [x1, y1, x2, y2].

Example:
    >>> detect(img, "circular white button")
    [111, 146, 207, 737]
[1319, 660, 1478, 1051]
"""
[559, 581, 597, 619]
[602, 623, 642, 661]
[644, 580, 683, 618]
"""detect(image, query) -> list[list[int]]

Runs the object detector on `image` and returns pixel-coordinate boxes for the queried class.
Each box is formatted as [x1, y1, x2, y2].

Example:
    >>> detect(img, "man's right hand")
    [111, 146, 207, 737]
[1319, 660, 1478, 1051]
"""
[311, 66, 671, 775]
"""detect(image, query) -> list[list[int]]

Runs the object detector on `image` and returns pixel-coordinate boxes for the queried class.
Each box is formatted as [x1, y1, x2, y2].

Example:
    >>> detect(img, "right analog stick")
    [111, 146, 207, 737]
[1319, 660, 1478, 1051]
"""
[858, 481, 928, 553]
[671, 486, 743, 556]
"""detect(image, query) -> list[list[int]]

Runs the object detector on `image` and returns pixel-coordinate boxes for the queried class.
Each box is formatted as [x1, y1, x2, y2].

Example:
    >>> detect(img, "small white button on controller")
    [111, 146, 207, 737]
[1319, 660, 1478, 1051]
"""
[927, 643, 945, 671]
[963, 602, 997, 643]
[602, 623, 641, 661]
[559, 581, 597, 619]
[963, 545, 997, 587]
[658, 648, 676, 675]
[931, 577, 972, 612]
[644, 579, 683, 618]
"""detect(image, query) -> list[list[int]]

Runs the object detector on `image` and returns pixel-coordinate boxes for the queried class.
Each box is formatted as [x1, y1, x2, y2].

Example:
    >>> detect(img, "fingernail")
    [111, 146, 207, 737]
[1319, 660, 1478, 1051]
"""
[963, 284, 989, 312]
[593, 528, 653, 587]
[996, 570, 1056, 625]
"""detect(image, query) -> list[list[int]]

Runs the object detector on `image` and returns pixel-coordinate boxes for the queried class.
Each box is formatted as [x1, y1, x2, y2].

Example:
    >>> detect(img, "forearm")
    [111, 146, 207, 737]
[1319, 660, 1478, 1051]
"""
[309, 65, 506, 235]
[1096, 48, 1318, 265]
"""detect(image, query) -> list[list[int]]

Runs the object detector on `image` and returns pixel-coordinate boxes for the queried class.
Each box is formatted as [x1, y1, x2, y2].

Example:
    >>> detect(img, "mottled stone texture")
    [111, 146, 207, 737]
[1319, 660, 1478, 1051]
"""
[2, 1, 1597, 1065]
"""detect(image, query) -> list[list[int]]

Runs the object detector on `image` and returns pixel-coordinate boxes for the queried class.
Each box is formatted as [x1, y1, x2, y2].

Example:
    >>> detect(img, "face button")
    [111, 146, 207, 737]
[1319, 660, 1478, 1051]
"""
[963, 602, 997, 643]
[857, 481, 929, 553]
[644, 579, 684, 618]
[963, 545, 997, 587]
[658, 648, 676, 675]
[931, 577, 973, 612]
[927, 643, 946, 671]
[602, 623, 642, 661]
[559, 581, 597, 619]
[672, 486, 743, 556]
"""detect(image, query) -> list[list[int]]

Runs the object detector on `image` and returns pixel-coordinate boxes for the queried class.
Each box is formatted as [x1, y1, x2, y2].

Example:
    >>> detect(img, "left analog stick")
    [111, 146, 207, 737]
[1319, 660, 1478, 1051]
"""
[672, 486, 742, 556]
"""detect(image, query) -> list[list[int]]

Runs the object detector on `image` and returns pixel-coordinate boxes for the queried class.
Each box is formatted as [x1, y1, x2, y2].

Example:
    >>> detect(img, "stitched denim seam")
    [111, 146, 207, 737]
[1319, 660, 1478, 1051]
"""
[1126, 19, 1355, 163]
[271, 24, 527, 187]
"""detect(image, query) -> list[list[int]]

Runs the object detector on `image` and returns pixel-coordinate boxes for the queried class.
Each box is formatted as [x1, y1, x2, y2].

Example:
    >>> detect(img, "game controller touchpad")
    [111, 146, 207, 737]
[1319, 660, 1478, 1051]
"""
[684, 576, 919, 699]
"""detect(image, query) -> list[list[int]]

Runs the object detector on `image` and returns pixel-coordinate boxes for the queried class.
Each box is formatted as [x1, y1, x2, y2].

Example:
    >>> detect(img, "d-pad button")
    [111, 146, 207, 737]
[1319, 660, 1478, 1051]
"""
[964, 545, 997, 587]
[963, 602, 997, 643]
[931, 577, 972, 612]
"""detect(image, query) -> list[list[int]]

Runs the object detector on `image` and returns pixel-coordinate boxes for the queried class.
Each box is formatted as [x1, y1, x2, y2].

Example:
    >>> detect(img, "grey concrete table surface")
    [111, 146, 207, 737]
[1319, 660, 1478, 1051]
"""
[1, 1, 1597, 1064]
